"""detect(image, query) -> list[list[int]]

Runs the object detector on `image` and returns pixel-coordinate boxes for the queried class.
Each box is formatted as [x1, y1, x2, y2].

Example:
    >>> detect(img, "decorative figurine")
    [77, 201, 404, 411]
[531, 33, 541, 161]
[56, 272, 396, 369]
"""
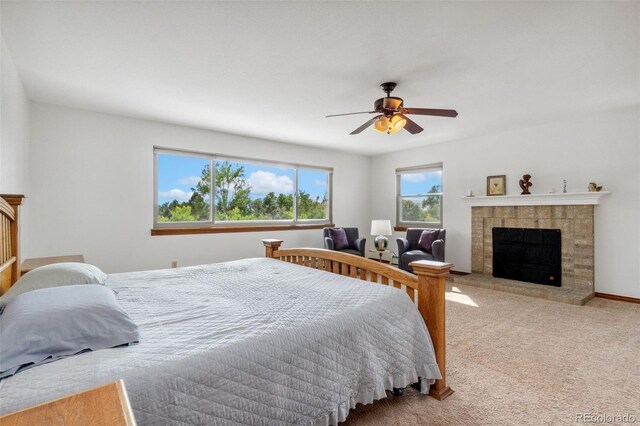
[519, 174, 532, 195]
[588, 182, 603, 192]
[563, 180, 567, 193]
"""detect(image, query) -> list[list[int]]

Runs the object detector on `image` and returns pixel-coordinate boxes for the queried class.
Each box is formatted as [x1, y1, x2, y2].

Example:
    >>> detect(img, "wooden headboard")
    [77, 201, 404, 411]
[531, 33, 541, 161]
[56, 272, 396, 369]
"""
[0, 194, 24, 295]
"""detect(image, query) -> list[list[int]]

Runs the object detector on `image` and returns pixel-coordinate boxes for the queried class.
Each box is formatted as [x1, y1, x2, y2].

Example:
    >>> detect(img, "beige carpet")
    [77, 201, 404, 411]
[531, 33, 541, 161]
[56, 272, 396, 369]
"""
[343, 283, 640, 425]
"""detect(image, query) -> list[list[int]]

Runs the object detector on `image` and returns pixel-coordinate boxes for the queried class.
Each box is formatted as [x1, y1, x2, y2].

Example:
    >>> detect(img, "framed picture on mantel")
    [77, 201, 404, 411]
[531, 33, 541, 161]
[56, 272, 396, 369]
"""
[487, 175, 506, 196]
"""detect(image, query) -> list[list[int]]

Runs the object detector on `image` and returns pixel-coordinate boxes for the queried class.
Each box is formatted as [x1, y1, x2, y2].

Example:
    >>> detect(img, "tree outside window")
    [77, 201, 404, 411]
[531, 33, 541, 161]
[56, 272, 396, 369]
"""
[397, 166, 443, 228]
[155, 150, 331, 226]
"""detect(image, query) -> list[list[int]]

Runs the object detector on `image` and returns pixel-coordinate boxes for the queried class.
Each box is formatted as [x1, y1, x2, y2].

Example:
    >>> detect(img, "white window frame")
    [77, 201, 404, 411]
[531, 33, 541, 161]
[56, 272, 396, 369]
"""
[396, 163, 443, 229]
[153, 147, 333, 228]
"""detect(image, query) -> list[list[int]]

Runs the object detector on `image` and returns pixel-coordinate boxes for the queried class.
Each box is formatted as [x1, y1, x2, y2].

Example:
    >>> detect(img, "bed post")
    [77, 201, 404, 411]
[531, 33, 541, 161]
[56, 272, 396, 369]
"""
[409, 260, 454, 400]
[262, 239, 283, 258]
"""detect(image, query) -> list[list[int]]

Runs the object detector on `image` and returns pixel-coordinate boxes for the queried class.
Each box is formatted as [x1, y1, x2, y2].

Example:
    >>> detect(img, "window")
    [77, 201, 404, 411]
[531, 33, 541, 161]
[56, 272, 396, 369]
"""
[396, 164, 443, 228]
[154, 148, 332, 229]
[214, 159, 295, 221]
[157, 153, 211, 223]
[297, 168, 329, 220]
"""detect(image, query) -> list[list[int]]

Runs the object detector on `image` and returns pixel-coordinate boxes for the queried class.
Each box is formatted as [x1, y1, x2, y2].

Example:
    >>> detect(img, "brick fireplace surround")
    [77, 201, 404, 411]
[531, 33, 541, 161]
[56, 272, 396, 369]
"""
[455, 193, 608, 305]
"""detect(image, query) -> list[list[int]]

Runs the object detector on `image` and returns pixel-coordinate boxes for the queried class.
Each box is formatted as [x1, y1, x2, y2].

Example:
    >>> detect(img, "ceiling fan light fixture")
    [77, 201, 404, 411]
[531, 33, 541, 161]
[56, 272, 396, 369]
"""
[387, 114, 407, 134]
[373, 116, 389, 133]
[328, 81, 457, 135]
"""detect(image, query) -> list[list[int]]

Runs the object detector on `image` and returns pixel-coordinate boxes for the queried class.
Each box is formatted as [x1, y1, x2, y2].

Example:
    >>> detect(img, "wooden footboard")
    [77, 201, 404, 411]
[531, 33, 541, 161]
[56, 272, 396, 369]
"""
[262, 239, 453, 400]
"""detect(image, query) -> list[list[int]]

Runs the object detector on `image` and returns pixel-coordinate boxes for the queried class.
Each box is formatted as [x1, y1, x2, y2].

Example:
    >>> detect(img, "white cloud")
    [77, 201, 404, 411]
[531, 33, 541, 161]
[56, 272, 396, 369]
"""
[248, 171, 294, 194]
[158, 188, 193, 202]
[178, 176, 202, 186]
[313, 179, 327, 186]
[402, 173, 426, 183]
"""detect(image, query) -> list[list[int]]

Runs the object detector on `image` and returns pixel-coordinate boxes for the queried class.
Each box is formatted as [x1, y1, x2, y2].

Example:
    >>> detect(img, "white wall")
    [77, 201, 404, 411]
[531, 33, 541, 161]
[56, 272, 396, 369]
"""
[27, 103, 370, 273]
[370, 107, 640, 299]
[0, 37, 30, 253]
[0, 38, 29, 192]
[24, 102, 640, 299]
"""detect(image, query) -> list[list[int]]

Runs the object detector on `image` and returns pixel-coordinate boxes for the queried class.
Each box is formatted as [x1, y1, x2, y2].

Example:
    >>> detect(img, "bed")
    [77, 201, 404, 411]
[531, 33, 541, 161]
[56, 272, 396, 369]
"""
[0, 195, 453, 424]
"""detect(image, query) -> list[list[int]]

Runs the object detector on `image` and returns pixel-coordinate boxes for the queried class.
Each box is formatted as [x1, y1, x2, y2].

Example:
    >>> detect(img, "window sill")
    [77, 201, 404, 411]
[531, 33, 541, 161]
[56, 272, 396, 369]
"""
[151, 223, 334, 236]
[394, 224, 442, 232]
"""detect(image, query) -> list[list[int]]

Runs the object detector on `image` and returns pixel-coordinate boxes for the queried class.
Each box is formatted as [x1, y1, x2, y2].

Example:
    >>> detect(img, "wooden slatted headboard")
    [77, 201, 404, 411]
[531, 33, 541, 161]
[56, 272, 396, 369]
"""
[0, 194, 24, 295]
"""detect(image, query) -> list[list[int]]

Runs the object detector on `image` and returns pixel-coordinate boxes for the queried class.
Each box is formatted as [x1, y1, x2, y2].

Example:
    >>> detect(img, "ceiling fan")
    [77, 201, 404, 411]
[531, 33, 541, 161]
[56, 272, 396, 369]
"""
[326, 82, 458, 135]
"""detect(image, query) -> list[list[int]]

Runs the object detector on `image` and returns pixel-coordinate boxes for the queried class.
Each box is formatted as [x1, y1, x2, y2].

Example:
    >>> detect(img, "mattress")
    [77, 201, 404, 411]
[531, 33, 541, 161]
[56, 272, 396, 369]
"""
[0, 257, 440, 425]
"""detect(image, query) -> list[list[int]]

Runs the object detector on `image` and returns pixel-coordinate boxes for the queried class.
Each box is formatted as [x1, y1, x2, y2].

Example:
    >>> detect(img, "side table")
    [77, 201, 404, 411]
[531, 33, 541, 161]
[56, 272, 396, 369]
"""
[21, 254, 85, 275]
[367, 249, 398, 265]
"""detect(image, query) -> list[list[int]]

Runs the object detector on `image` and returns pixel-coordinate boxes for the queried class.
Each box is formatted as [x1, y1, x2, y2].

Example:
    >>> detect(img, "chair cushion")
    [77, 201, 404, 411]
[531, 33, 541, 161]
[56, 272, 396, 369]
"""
[328, 228, 349, 250]
[418, 229, 440, 253]
[339, 248, 361, 256]
[400, 250, 436, 272]
[404, 249, 436, 260]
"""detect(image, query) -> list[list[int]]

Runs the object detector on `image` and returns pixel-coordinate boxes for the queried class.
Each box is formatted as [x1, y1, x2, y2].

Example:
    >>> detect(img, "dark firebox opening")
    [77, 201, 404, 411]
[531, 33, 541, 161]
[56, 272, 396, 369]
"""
[492, 227, 561, 287]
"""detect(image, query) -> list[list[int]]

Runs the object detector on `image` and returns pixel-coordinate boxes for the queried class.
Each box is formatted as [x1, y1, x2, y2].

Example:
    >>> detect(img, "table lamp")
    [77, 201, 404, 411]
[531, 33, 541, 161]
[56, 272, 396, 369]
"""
[371, 219, 392, 251]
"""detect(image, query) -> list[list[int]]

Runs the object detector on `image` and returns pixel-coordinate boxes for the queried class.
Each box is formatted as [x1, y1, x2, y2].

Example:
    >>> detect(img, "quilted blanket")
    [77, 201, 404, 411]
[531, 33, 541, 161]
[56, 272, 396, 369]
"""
[0, 258, 440, 425]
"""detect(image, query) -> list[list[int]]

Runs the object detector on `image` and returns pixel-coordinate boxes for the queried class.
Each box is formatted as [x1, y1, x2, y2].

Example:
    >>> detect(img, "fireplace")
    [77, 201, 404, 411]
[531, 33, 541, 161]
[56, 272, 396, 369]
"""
[492, 227, 561, 287]
[458, 193, 609, 305]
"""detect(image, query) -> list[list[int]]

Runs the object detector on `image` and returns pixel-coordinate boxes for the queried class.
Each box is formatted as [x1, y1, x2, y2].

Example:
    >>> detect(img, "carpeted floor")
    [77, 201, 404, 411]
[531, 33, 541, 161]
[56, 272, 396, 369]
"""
[343, 283, 640, 425]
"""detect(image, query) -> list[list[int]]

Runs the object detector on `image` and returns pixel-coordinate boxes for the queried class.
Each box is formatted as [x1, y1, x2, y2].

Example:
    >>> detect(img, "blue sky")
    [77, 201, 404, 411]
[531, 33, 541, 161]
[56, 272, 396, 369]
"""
[157, 154, 328, 204]
[400, 170, 442, 195]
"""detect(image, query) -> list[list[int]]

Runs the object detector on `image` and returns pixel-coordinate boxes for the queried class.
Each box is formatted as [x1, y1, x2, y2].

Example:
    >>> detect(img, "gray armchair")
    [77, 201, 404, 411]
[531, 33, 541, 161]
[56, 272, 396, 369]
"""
[397, 228, 446, 272]
[323, 227, 366, 257]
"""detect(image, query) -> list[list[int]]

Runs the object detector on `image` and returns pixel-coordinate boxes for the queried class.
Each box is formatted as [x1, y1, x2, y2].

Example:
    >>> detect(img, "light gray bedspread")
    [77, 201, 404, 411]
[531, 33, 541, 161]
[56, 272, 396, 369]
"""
[0, 258, 439, 425]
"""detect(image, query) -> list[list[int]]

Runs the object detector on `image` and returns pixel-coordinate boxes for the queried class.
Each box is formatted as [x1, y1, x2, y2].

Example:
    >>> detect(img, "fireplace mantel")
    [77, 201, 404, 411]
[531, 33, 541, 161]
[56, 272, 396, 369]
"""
[461, 191, 610, 207]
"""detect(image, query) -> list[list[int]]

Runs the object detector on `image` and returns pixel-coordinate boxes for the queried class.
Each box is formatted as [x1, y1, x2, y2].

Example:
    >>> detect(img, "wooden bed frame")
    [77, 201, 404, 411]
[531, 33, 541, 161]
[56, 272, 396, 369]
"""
[0, 193, 453, 401]
[0, 194, 24, 296]
[263, 239, 454, 400]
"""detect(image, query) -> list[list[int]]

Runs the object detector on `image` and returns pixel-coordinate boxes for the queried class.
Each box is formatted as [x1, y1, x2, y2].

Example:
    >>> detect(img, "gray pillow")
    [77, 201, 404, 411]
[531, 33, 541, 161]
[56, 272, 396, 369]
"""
[0, 262, 107, 310]
[0, 284, 139, 379]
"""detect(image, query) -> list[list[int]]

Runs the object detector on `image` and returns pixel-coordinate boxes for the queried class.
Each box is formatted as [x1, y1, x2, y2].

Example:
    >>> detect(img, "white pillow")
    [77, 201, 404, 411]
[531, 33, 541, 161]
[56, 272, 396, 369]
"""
[0, 262, 107, 310]
[0, 284, 139, 378]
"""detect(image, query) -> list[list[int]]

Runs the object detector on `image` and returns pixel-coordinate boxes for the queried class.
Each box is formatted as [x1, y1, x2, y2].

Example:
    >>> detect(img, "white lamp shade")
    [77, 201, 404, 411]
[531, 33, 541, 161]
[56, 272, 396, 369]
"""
[371, 219, 392, 236]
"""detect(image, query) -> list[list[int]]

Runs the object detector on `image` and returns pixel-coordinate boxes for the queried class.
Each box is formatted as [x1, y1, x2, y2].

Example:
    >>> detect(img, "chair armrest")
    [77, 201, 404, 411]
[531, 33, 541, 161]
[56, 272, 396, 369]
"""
[324, 237, 335, 250]
[432, 239, 445, 262]
[355, 238, 366, 257]
[397, 238, 410, 256]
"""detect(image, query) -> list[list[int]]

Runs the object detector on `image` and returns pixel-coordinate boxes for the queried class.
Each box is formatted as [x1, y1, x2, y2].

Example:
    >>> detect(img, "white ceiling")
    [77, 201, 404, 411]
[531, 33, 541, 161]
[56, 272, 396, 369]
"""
[1, 1, 638, 155]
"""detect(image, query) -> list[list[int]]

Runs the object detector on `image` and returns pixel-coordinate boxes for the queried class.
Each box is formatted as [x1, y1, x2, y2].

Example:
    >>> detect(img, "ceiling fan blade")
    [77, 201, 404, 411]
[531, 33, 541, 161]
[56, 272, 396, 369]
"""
[326, 111, 375, 118]
[402, 108, 458, 118]
[350, 115, 382, 135]
[397, 114, 424, 134]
